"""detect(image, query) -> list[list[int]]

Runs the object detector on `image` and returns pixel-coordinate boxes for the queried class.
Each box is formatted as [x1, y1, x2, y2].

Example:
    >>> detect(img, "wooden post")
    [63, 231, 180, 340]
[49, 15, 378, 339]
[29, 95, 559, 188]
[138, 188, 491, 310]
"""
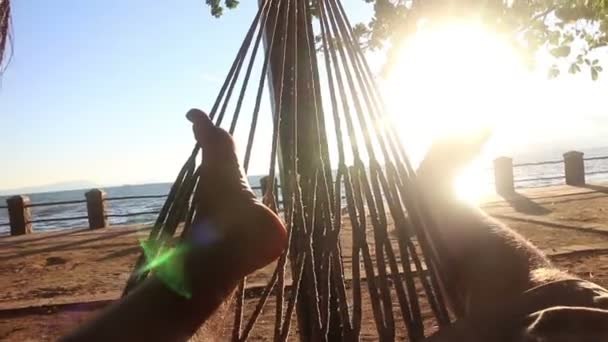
[260, 176, 279, 211]
[7, 195, 33, 235]
[493, 157, 514, 195]
[85, 189, 107, 229]
[563, 151, 585, 186]
[259, 175, 272, 197]
[259, 175, 278, 197]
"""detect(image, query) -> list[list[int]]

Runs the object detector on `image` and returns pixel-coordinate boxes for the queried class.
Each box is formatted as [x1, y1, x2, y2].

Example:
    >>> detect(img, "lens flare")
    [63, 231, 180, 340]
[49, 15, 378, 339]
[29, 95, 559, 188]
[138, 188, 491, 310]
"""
[383, 21, 535, 203]
[138, 239, 192, 298]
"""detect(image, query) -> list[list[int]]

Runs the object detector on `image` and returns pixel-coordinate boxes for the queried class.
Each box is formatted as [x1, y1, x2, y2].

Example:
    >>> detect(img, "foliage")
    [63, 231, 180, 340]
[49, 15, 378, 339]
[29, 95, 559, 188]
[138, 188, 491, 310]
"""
[355, 0, 608, 80]
[206, 0, 608, 80]
[206, 0, 241, 18]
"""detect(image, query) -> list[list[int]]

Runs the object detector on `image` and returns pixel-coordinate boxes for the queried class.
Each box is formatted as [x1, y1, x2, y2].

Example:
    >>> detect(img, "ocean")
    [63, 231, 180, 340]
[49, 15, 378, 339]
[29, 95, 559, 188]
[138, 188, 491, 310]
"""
[2, 147, 608, 235]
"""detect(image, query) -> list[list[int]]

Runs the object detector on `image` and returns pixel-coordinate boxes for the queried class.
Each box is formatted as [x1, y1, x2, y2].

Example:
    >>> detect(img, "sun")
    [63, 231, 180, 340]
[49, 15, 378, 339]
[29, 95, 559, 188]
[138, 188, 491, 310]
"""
[382, 21, 536, 204]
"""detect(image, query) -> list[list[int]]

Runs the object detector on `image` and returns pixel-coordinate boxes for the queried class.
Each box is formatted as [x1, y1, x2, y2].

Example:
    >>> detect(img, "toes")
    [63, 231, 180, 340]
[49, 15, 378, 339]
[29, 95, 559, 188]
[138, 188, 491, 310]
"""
[186, 108, 213, 128]
[186, 109, 215, 147]
[186, 108, 235, 154]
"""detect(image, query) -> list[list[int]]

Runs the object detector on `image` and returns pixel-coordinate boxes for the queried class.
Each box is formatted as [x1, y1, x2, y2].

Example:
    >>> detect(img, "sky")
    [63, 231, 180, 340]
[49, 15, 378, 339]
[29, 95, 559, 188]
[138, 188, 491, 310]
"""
[383, 23, 608, 164]
[0, 1, 373, 191]
[0, 1, 606, 193]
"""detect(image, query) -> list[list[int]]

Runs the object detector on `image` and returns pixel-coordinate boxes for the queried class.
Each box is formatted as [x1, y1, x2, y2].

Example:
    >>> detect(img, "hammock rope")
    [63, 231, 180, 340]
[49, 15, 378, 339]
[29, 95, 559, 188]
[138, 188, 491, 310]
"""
[0, 0, 11, 73]
[124, 0, 458, 340]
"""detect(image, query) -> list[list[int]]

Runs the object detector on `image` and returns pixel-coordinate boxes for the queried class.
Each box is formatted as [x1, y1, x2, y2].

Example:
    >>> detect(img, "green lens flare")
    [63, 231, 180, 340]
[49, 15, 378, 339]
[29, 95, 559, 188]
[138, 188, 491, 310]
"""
[138, 240, 193, 299]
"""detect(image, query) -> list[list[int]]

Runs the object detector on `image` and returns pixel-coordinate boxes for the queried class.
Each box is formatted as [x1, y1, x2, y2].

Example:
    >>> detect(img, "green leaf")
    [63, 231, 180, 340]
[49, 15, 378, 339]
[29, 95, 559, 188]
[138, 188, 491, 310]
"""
[568, 62, 581, 74]
[592, 59, 599, 65]
[548, 66, 561, 79]
[225, 0, 239, 9]
[549, 31, 561, 45]
[601, 20, 608, 33]
[584, 58, 591, 65]
[591, 67, 599, 81]
[550, 45, 571, 57]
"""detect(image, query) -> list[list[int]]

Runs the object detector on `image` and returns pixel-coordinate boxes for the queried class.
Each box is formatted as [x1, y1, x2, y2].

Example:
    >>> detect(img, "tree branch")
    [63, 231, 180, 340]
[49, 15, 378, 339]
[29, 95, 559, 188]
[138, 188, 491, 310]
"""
[518, 6, 556, 33]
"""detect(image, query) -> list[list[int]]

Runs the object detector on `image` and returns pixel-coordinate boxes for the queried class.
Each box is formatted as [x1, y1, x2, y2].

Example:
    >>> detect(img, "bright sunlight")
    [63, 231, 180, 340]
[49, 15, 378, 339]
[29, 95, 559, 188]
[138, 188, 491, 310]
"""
[383, 21, 551, 204]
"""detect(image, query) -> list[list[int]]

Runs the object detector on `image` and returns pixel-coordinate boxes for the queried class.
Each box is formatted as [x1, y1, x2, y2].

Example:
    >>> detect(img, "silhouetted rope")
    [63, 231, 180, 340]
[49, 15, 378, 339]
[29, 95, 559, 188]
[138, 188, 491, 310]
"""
[0, 0, 12, 74]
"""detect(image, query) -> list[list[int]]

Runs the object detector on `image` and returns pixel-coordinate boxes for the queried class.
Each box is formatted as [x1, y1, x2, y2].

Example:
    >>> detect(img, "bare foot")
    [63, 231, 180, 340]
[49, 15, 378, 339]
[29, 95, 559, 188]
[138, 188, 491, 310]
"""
[185, 109, 287, 289]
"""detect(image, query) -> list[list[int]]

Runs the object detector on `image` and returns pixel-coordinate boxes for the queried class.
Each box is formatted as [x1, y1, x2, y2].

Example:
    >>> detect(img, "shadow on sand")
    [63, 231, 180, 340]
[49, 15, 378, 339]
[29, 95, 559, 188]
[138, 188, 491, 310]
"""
[497, 190, 552, 215]
[578, 184, 608, 194]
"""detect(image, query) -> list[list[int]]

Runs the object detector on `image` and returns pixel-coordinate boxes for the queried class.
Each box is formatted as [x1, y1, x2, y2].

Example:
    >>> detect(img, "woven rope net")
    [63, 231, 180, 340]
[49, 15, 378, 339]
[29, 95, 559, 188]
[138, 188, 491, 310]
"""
[124, 0, 459, 340]
[0, 0, 12, 73]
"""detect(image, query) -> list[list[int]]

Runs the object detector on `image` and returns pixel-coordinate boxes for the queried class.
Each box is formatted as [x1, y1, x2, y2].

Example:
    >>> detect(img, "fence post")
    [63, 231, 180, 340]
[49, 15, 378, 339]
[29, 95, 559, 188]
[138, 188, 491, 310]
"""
[7, 195, 33, 236]
[563, 151, 585, 186]
[260, 176, 271, 197]
[259, 175, 279, 211]
[493, 156, 514, 195]
[260, 175, 279, 196]
[85, 189, 107, 229]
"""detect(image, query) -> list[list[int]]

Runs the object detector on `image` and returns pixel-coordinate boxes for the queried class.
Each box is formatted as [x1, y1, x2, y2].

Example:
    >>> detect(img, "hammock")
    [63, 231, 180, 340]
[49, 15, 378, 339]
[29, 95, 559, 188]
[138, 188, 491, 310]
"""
[0, 0, 11, 72]
[124, 0, 457, 340]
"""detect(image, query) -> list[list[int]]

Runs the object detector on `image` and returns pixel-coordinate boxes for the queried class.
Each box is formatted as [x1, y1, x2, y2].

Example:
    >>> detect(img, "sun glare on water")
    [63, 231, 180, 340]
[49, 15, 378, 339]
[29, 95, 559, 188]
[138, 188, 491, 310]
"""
[383, 22, 541, 204]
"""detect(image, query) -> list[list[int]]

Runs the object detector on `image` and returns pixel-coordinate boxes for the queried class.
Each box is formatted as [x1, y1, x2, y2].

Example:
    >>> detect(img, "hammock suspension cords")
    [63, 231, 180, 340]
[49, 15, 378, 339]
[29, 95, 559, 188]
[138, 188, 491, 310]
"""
[124, 0, 458, 340]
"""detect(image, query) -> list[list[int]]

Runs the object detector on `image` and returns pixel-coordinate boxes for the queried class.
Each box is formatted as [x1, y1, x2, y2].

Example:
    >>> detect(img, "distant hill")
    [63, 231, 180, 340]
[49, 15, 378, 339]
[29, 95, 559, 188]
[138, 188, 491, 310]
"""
[0, 180, 101, 196]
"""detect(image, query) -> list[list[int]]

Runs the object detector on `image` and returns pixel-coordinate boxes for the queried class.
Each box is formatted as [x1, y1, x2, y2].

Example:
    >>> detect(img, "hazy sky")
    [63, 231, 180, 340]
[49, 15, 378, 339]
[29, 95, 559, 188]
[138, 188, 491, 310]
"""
[0, 1, 606, 192]
[0, 1, 372, 191]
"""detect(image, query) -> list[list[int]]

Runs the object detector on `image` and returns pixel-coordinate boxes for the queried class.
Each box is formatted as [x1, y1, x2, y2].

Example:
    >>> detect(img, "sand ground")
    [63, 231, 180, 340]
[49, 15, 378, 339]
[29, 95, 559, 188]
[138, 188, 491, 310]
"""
[1, 184, 608, 341]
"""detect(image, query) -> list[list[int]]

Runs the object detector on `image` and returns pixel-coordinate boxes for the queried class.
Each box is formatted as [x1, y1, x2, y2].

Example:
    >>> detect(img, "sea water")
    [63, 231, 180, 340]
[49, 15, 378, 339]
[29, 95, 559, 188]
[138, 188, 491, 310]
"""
[1, 148, 607, 235]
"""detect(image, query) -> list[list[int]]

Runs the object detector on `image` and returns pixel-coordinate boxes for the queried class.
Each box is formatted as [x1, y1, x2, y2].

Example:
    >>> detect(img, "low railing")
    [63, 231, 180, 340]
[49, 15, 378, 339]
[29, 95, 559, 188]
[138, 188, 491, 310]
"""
[0, 184, 267, 236]
[495, 151, 608, 192]
[2, 151, 608, 236]
[103, 194, 169, 219]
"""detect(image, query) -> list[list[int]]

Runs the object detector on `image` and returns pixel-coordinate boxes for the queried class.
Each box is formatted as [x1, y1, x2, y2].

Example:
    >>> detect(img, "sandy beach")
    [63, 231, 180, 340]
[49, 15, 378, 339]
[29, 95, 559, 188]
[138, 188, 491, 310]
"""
[2, 184, 608, 341]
